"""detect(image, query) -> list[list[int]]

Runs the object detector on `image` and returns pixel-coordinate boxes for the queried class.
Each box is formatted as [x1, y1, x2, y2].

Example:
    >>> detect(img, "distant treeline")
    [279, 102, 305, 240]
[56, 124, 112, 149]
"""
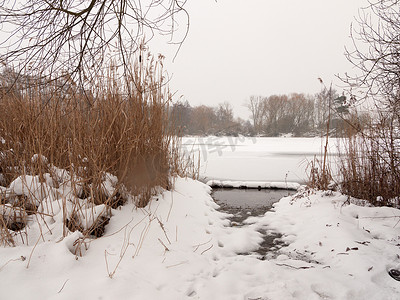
[169, 101, 252, 136]
[169, 89, 370, 137]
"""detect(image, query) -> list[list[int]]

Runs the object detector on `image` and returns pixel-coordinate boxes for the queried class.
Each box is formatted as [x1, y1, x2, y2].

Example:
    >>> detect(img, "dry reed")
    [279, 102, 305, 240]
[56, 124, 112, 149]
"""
[0, 47, 187, 245]
[338, 117, 400, 207]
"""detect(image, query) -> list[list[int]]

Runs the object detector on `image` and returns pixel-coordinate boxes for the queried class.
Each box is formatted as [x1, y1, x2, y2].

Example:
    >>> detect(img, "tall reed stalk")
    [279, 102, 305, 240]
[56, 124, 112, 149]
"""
[338, 115, 400, 206]
[0, 48, 188, 245]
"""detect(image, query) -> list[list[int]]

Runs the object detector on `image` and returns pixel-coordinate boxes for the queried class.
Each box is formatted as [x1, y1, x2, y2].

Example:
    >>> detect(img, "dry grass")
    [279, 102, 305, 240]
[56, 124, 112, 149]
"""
[338, 117, 400, 206]
[307, 156, 333, 190]
[0, 48, 187, 245]
[307, 107, 334, 190]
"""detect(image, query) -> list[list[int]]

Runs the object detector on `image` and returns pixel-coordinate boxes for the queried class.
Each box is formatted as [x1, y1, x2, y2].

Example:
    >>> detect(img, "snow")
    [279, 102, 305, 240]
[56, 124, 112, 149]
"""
[181, 136, 340, 184]
[1, 176, 400, 299]
[206, 179, 301, 190]
[1, 138, 400, 299]
[245, 189, 400, 299]
[9, 175, 57, 205]
[31, 154, 48, 165]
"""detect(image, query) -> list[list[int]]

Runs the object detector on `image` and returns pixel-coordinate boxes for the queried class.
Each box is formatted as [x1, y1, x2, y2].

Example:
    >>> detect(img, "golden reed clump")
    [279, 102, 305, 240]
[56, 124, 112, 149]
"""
[0, 49, 192, 245]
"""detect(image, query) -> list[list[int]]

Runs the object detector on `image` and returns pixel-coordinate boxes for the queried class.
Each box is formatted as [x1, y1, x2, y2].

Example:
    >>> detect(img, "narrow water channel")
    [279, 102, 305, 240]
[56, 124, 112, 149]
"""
[211, 188, 295, 257]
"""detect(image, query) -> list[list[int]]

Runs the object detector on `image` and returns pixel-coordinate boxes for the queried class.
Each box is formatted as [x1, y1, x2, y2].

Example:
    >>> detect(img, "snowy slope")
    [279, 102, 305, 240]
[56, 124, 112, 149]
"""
[1, 178, 400, 299]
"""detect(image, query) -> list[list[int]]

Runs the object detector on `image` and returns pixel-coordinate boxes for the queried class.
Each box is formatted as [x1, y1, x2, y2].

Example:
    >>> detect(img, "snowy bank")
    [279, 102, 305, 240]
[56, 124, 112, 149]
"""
[206, 179, 301, 190]
[244, 189, 400, 299]
[0, 178, 400, 299]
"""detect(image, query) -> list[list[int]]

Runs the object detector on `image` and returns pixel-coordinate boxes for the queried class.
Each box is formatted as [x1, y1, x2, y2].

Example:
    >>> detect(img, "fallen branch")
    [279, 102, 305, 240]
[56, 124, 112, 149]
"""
[355, 241, 370, 245]
[275, 263, 314, 269]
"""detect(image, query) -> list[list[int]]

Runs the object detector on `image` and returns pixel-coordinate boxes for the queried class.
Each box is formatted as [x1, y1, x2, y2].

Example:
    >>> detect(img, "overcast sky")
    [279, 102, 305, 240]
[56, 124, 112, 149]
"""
[150, 0, 369, 120]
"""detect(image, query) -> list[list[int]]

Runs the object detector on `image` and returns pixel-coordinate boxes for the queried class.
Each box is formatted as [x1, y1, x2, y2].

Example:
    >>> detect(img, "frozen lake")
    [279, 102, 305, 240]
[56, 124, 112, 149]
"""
[181, 136, 340, 184]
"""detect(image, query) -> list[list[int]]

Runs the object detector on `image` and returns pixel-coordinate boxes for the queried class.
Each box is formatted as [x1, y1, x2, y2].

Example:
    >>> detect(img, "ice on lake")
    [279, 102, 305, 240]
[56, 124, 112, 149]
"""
[181, 136, 340, 184]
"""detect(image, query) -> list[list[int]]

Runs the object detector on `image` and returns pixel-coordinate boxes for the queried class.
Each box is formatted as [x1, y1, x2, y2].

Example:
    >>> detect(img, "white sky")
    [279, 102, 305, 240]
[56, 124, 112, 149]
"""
[149, 0, 370, 120]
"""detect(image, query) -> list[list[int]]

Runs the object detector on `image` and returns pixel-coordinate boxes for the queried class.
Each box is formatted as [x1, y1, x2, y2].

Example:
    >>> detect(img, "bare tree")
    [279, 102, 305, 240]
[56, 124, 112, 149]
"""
[191, 105, 217, 135]
[246, 93, 316, 136]
[343, 0, 400, 117]
[264, 94, 288, 136]
[169, 100, 191, 134]
[289, 93, 314, 135]
[246, 95, 266, 134]
[0, 1, 189, 91]
[216, 102, 233, 125]
[314, 87, 339, 131]
[338, 1, 400, 204]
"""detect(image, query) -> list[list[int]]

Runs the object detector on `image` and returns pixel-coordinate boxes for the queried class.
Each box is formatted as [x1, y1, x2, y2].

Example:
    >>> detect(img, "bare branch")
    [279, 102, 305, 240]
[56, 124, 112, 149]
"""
[0, 0, 189, 90]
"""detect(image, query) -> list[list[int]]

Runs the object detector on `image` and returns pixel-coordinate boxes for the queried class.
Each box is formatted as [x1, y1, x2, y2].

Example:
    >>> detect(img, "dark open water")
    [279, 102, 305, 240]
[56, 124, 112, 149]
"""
[212, 188, 294, 257]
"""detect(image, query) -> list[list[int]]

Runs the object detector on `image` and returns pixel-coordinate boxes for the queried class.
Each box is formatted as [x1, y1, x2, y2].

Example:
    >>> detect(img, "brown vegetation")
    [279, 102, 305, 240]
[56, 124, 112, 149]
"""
[338, 117, 400, 207]
[245, 91, 352, 137]
[336, 0, 400, 207]
[0, 50, 188, 245]
[170, 101, 251, 136]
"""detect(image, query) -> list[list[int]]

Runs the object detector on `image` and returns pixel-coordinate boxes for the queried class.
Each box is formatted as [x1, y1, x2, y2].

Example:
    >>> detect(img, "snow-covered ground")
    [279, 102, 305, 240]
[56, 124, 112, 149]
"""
[1, 137, 400, 299]
[181, 136, 340, 184]
[1, 177, 400, 299]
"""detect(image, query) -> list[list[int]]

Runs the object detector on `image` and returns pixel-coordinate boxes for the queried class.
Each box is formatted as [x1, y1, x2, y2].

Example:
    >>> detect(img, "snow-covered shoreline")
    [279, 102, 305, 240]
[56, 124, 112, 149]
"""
[1, 177, 400, 299]
[206, 179, 301, 190]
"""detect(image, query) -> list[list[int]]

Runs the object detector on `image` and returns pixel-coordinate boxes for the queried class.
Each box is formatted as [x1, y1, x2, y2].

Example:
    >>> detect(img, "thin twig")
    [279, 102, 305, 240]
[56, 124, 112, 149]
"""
[158, 238, 169, 252]
[193, 238, 212, 253]
[166, 261, 188, 269]
[359, 216, 400, 219]
[156, 216, 171, 244]
[0, 256, 25, 272]
[26, 234, 41, 268]
[275, 263, 314, 269]
[200, 244, 213, 255]
[57, 279, 69, 294]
